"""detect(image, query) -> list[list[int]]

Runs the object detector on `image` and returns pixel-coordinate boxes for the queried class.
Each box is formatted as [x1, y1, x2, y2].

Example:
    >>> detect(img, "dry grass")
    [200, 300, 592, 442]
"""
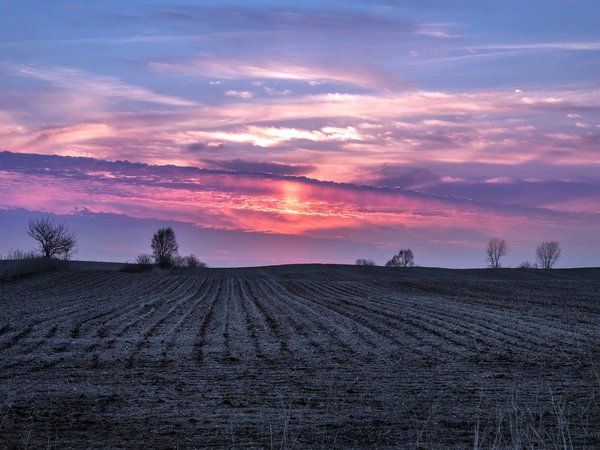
[0, 257, 67, 280]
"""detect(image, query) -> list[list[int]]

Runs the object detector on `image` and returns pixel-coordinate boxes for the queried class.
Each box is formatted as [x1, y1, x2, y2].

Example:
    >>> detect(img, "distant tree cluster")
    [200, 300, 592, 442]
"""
[137, 227, 207, 269]
[385, 249, 415, 267]
[484, 237, 562, 269]
[20, 216, 207, 269]
[17, 216, 568, 272]
[176, 254, 207, 268]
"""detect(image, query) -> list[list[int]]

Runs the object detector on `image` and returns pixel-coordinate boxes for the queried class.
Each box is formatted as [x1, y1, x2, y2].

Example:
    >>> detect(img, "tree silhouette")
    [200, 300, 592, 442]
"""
[151, 227, 178, 267]
[182, 254, 205, 268]
[385, 249, 415, 267]
[486, 237, 508, 268]
[27, 217, 77, 260]
[536, 241, 561, 269]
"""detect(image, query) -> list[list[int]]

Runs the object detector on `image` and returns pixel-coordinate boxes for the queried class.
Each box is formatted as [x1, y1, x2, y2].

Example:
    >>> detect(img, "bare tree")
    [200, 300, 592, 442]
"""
[151, 227, 178, 267]
[385, 249, 415, 267]
[536, 241, 561, 269]
[27, 217, 77, 260]
[486, 237, 508, 268]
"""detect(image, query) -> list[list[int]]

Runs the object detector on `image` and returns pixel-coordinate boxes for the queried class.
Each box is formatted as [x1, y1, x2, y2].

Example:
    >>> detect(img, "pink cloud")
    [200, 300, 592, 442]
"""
[3, 79, 600, 186]
[2, 152, 599, 267]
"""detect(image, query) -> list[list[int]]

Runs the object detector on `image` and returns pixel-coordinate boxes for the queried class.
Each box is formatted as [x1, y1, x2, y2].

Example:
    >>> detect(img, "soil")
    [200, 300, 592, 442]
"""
[1, 265, 599, 448]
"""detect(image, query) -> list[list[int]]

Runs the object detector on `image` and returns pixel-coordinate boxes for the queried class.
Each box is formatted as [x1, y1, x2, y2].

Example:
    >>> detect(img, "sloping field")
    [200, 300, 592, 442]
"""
[1, 265, 599, 448]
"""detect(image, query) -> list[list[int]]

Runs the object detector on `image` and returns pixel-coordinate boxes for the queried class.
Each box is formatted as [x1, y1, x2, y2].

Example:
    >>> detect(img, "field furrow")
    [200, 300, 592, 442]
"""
[1, 266, 599, 449]
[194, 278, 225, 364]
[237, 279, 272, 358]
[293, 280, 470, 357]
[243, 279, 295, 356]
[162, 278, 216, 359]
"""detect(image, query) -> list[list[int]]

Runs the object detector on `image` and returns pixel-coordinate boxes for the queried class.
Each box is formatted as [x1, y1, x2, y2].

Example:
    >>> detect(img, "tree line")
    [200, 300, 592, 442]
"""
[358, 238, 562, 269]
[6, 216, 565, 270]
[485, 237, 561, 269]
[9, 217, 206, 269]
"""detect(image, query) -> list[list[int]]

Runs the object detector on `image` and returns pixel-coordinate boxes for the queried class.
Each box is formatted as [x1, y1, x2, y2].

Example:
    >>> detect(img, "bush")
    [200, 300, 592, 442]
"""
[355, 258, 376, 266]
[120, 254, 155, 273]
[135, 254, 153, 265]
[171, 255, 208, 270]
[181, 254, 207, 268]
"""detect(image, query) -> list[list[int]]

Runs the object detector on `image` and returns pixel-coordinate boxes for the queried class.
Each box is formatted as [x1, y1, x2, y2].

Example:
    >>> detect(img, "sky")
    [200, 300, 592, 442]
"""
[0, 0, 599, 267]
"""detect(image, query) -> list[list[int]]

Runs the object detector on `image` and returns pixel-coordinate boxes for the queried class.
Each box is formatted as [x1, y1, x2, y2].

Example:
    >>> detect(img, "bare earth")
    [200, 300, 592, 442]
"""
[1, 264, 599, 448]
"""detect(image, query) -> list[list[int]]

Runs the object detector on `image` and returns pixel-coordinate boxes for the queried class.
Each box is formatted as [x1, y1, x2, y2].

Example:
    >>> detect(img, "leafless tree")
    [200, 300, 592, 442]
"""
[27, 217, 77, 260]
[386, 249, 415, 267]
[355, 258, 376, 266]
[486, 237, 508, 268]
[151, 227, 179, 267]
[536, 241, 561, 269]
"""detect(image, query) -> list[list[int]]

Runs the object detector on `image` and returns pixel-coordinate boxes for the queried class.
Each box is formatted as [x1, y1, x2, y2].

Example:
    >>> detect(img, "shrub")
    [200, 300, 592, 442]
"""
[135, 254, 153, 265]
[182, 254, 207, 268]
[355, 258, 376, 266]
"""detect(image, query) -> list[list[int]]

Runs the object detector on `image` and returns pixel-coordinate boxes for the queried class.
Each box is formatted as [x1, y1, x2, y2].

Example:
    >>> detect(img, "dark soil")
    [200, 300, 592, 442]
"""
[1, 266, 599, 448]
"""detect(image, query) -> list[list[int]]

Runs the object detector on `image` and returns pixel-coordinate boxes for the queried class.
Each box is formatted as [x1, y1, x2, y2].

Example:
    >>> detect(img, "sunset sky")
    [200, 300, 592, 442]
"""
[1, 1, 599, 267]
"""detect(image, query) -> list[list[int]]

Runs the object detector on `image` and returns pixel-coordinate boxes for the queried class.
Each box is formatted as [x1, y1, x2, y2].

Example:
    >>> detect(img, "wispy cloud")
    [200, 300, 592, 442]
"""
[4, 64, 195, 106]
[415, 23, 461, 39]
[185, 125, 363, 148]
[0, 35, 211, 48]
[476, 42, 600, 51]
[150, 58, 403, 90]
[225, 90, 254, 99]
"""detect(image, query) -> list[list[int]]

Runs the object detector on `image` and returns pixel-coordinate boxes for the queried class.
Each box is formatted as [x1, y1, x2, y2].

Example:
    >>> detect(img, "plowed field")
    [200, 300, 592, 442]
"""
[1, 265, 599, 448]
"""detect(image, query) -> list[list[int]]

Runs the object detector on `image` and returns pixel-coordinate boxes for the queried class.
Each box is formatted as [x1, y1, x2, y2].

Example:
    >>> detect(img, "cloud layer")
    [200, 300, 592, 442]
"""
[1, 152, 598, 267]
